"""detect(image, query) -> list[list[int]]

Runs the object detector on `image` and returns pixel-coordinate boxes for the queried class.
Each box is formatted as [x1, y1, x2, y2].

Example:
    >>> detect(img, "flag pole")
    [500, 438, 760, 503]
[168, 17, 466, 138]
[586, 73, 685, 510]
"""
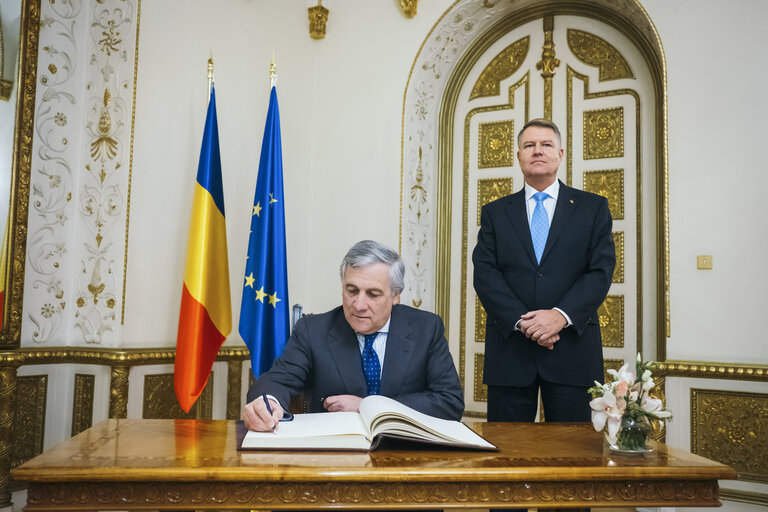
[207, 55, 214, 100]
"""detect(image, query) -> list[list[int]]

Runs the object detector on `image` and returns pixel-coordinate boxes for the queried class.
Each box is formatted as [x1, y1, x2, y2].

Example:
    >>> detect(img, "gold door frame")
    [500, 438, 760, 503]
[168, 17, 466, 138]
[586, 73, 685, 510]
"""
[433, 0, 669, 360]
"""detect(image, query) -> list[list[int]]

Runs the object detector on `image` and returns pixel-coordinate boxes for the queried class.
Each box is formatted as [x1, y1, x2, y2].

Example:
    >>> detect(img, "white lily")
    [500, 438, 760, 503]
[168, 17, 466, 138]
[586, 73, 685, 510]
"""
[590, 390, 623, 445]
[608, 363, 635, 386]
[641, 395, 672, 418]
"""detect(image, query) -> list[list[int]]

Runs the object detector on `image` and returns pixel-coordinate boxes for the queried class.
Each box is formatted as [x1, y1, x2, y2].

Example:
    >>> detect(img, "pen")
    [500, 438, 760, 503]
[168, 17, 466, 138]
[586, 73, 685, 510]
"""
[262, 394, 276, 432]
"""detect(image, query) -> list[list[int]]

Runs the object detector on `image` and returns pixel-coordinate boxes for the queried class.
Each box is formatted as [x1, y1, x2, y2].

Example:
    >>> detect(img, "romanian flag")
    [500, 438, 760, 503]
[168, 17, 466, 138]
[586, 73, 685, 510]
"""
[175, 86, 231, 412]
[239, 85, 289, 377]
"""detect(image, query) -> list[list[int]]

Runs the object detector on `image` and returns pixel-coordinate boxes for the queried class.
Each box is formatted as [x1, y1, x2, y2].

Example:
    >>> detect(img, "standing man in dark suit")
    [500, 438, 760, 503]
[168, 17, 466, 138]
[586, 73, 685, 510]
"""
[243, 240, 464, 431]
[472, 118, 615, 423]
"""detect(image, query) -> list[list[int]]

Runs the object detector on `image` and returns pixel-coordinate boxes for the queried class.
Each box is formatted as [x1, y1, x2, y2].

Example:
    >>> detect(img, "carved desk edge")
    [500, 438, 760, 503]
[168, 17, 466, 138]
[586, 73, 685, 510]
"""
[23, 479, 726, 510]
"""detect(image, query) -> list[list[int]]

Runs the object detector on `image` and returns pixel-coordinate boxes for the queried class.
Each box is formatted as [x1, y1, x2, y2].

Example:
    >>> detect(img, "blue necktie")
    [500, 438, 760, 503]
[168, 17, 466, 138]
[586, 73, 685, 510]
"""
[362, 333, 381, 396]
[531, 191, 550, 264]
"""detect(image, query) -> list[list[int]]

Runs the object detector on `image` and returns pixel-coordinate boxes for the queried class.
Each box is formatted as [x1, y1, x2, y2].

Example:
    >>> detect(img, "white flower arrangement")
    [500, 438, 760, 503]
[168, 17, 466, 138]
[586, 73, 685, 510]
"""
[588, 353, 672, 448]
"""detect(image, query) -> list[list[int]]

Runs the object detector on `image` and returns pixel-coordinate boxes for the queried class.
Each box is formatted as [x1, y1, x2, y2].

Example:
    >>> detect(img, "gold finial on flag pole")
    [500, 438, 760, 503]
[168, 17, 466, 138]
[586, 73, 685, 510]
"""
[270, 50, 277, 88]
[207, 55, 214, 99]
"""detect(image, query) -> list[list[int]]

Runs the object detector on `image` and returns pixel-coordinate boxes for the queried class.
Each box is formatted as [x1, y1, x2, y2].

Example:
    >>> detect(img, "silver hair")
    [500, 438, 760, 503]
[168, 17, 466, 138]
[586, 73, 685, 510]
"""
[517, 118, 562, 148]
[339, 240, 405, 295]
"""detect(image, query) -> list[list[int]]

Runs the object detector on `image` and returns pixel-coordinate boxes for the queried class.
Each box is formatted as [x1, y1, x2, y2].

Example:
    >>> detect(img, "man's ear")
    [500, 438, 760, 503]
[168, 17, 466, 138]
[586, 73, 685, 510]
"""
[394, 294, 401, 305]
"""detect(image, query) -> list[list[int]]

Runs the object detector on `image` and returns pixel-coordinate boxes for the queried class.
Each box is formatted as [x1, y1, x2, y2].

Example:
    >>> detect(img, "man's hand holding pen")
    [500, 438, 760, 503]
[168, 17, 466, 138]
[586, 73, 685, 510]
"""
[243, 394, 284, 432]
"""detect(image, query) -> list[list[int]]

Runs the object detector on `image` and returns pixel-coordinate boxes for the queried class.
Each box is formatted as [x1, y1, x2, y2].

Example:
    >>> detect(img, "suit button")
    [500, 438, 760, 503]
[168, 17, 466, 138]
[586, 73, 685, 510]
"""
[537, 272, 543, 278]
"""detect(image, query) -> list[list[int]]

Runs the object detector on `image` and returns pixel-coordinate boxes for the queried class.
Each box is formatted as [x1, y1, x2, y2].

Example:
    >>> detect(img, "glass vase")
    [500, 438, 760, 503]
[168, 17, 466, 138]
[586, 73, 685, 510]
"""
[613, 415, 651, 452]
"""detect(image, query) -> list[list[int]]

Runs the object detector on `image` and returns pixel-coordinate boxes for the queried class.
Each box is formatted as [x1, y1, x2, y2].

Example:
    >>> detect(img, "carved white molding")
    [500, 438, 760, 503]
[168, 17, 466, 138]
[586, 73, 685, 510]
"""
[23, 0, 137, 346]
[400, 0, 505, 310]
[24, 0, 83, 344]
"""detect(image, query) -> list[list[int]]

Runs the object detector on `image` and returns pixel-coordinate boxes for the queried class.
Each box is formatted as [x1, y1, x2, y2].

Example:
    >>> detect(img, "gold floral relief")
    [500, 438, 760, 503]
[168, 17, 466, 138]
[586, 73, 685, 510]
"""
[474, 353, 487, 402]
[72, 374, 94, 436]
[11, 375, 47, 467]
[142, 373, 213, 420]
[477, 177, 513, 225]
[478, 120, 514, 169]
[470, 37, 529, 100]
[598, 295, 624, 348]
[474, 296, 487, 343]
[584, 107, 624, 159]
[583, 169, 624, 220]
[613, 231, 624, 283]
[566, 29, 634, 81]
[308, 4, 329, 40]
[691, 389, 767, 483]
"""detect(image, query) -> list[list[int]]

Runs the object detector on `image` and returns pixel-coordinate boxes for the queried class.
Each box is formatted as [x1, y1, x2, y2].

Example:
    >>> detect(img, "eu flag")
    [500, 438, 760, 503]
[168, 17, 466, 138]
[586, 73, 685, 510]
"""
[239, 86, 289, 377]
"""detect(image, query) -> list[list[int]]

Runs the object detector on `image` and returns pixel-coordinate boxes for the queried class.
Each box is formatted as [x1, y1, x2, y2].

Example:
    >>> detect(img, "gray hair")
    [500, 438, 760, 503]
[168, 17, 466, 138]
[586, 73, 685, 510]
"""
[339, 240, 405, 295]
[517, 118, 562, 148]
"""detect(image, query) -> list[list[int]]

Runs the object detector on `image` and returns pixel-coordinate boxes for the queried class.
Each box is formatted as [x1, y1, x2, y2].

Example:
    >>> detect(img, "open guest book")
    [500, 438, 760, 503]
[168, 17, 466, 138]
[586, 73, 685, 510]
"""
[240, 395, 497, 451]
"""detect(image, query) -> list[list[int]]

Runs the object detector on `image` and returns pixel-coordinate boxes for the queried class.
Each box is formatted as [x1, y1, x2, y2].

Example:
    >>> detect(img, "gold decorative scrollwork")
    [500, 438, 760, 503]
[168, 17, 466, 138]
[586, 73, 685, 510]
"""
[598, 295, 624, 348]
[308, 3, 329, 40]
[567, 29, 634, 81]
[72, 374, 94, 436]
[477, 177, 513, 225]
[399, 0, 417, 18]
[612, 231, 624, 283]
[474, 353, 487, 402]
[227, 361, 242, 420]
[537, 16, 559, 119]
[478, 120, 514, 169]
[583, 169, 624, 220]
[474, 295, 486, 343]
[691, 389, 767, 483]
[11, 375, 46, 467]
[109, 366, 128, 419]
[584, 107, 624, 159]
[143, 373, 213, 420]
[470, 37, 529, 100]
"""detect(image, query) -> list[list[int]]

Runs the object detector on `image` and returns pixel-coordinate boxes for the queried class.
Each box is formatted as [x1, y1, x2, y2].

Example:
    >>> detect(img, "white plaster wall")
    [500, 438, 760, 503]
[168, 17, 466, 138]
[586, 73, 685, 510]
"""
[124, 0, 454, 347]
[642, 0, 768, 364]
[125, 0, 768, 366]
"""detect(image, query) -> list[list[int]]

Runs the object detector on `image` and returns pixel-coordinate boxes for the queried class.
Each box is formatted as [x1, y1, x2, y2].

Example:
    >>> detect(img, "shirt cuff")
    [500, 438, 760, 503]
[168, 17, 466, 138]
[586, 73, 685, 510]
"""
[553, 307, 572, 327]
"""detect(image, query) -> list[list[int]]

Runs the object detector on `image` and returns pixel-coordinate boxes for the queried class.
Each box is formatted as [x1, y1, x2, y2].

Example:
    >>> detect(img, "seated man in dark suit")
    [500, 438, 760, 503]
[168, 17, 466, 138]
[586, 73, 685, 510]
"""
[243, 240, 464, 431]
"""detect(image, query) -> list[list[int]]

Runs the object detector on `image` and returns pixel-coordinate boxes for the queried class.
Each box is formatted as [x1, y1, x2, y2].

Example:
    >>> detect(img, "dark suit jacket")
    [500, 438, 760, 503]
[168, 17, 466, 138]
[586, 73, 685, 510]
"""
[247, 304, 464, 420]
[472, 180, 615, 388]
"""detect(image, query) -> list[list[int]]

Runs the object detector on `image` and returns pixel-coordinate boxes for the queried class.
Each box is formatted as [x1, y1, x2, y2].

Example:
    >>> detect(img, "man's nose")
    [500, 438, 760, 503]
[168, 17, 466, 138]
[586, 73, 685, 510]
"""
[353, 295, 369, 310]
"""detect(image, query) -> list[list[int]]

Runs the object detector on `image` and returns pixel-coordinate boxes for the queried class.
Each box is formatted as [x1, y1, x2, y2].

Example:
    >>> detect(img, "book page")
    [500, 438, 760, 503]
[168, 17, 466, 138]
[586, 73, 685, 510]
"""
[359, 395, 496, 449]
[242, 411, 371, 450]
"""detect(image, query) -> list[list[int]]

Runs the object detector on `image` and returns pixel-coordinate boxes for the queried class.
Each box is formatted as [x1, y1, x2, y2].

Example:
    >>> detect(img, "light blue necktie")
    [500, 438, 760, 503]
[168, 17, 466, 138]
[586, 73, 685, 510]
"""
[362, 333, 381, 396]
[531, 191, 550, 264]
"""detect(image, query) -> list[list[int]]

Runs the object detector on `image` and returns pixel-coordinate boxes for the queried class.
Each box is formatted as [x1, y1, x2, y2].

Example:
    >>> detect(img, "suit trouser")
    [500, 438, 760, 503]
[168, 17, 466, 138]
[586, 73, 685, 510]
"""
[487, 375, 592, 422]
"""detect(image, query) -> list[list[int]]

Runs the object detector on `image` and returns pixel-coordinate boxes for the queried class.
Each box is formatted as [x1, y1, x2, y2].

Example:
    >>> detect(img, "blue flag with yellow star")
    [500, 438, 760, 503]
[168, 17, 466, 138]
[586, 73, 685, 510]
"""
[239, 85, 289, 377]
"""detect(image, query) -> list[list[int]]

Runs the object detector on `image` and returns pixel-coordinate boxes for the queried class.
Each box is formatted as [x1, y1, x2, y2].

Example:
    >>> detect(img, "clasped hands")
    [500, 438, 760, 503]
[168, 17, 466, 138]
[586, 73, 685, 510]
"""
[243, 394, 362, 432]
[518, 309, 567, 350]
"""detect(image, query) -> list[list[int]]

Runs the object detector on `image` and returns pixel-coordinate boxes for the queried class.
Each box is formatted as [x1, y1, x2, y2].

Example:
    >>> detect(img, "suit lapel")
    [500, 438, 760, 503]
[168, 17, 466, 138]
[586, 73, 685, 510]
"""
[503, 190, 538, 266]
[540, 181, 578, 263]
[327, 313, 367, 394]
[380, 306, 414, 396]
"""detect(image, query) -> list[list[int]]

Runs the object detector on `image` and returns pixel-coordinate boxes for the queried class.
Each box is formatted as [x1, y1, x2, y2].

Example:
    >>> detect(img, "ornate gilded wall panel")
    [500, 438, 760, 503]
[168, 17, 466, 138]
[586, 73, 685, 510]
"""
[691, 389, 767, 483]
[583, 169, 624, 220]
[566, 29, 634, 81]
[473, 353, 487, 402]
[226, 361, 242, 420]
[470, 37, 529, 100]
[477, 177, 513, 224]
[478, 121, 514, 169]
[598, 295, 624, 348]
[583, 107, 624, 160]
[474, 296, 486, 343]
[71, 374, 94, 436]
[11, 375, 46, 467]
[612, 231, 624, 283]
[142, 373, 213, 420]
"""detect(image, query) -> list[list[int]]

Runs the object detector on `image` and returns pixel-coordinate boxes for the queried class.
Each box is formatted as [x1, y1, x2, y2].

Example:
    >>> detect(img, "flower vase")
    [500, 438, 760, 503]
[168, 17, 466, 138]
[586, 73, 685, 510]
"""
[611, 416, 652, 453]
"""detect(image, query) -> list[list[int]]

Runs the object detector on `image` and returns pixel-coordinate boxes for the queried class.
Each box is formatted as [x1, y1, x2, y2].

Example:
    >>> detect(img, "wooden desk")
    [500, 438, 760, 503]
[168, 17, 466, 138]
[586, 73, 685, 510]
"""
[12, 419, 736, 510]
